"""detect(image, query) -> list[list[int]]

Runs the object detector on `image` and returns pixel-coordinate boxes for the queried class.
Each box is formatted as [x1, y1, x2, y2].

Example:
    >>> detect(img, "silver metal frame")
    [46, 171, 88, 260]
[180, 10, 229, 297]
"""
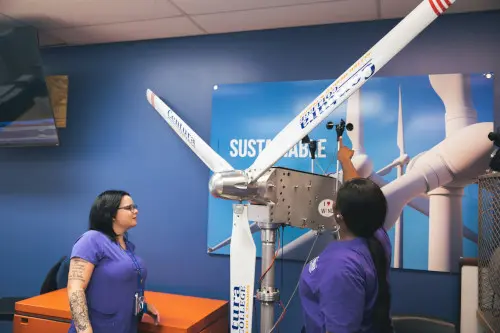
[240, 167, 340, 332]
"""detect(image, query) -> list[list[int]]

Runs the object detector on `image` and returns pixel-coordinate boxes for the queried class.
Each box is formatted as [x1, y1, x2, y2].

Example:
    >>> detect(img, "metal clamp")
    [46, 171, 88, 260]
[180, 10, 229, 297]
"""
[256, 287, 280, 302]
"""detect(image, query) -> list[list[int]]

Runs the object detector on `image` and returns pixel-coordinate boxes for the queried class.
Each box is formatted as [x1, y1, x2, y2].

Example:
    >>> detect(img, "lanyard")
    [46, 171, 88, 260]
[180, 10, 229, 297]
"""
[122, 243, 144, 296]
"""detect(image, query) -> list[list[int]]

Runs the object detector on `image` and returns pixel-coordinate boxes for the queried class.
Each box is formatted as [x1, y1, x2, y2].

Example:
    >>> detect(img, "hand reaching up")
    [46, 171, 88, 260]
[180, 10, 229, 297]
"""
[337, 136, 354, 163]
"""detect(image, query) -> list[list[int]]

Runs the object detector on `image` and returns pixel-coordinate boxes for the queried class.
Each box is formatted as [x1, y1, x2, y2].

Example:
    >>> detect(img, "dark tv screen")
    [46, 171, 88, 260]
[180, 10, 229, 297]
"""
[0, 26, 59, 147]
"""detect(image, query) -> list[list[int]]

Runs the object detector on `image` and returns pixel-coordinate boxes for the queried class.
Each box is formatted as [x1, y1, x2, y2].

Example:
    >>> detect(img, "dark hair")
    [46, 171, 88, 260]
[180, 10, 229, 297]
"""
[88, 189, 130, 242]
[336, 178, 392, 333]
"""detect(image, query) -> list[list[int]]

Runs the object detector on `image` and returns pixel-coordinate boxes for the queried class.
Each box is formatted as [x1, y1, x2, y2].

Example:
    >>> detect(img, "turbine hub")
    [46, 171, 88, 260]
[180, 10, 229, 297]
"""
[209, 170, 254, 202]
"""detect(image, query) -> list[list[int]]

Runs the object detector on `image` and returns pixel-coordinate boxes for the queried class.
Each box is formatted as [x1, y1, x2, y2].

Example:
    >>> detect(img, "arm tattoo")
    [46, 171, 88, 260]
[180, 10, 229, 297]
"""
[68, 259, 86, 283]
[69, 289, 90, 332]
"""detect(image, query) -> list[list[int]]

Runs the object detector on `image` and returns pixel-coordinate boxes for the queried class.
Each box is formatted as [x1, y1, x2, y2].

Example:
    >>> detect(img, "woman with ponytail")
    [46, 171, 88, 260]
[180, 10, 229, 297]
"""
[299, 137, 393, 333]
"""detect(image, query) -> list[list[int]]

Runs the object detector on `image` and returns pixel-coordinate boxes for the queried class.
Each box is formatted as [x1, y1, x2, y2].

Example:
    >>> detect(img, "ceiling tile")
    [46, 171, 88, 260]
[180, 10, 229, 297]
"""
[0, 0, 60, 29]
[381, 0, 500, 19]
[0, 13, 23, 29]
[44, 16, 204, 45]
[380, 0, 419, 19]
[446, 0, 500, 14]
[38, 30, 67, 47]
[0, 15, 64, 47]
[0, 0, 184, 29]
[191, 0, 379, 34]
[170, 0, 342, 15]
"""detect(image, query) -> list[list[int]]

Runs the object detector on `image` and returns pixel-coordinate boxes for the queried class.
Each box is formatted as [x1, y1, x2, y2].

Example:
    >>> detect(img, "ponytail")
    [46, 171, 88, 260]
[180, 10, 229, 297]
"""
[335, 177, 392, 332]
[367, 235, 392, 333]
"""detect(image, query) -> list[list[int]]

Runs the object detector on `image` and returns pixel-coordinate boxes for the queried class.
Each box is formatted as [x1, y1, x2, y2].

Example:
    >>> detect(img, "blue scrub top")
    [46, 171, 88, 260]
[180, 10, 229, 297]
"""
[299, 228, 392, 333]
[67, 230, 148, 333]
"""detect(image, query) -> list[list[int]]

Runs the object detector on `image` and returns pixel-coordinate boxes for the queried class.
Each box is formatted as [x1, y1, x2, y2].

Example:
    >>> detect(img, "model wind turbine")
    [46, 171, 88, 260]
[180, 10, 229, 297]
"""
[348, 85, 409, 269]
[146, 1, 463, 332]
[426, 73, 480, 273]
[375, 86, 408, 268]
[395, 87, 406, 268]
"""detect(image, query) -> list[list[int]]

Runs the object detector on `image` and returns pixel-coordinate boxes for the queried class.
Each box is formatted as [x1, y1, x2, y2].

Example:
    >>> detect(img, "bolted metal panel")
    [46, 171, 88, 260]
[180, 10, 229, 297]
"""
[264, 167, 339, 231]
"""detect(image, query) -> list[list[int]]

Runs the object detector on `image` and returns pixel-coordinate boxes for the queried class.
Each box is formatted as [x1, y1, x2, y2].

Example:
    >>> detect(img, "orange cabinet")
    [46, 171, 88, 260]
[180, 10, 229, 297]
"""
[13, 314, 70, 333]
[14, 288, 228, 333]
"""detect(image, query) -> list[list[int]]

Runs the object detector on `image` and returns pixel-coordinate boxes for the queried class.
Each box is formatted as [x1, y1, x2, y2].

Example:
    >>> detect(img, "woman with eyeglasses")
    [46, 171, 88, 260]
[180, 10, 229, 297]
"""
[66, 190, 160, 333]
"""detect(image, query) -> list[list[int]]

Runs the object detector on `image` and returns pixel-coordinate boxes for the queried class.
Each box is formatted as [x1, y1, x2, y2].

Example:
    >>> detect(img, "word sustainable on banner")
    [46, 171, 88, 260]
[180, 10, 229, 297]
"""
[229, 138, 328, 159]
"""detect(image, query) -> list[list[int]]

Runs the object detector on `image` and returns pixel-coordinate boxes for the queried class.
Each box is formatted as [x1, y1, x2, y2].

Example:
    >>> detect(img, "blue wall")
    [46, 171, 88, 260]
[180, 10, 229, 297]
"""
[0, 10, 499, 332]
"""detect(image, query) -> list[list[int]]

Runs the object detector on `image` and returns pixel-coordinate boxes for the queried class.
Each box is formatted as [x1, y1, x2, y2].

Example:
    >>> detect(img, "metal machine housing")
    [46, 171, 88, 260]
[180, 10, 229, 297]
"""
[262, 167, 339, 231]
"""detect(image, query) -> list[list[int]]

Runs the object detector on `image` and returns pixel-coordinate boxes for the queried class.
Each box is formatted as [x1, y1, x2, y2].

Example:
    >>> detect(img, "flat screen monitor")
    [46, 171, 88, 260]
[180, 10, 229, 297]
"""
[0, 26, 59, 147]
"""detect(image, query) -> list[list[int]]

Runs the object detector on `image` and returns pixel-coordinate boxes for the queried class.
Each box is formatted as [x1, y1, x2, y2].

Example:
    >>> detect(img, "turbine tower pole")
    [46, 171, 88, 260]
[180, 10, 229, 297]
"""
[427, 73, 478, 273]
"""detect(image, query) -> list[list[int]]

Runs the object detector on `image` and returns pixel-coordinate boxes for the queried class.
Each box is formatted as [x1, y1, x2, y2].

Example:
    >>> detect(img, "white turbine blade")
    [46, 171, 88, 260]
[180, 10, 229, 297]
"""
[278, 193, 476, 261]
[376, 160, 401, 176]
[373, 87, 408, 179]
[346, 89, 364, 153]
[394, 85, 406, 268]
[245, 0, 457, 183]
[207, 222, 260, 253]
[230, 204, 256, 333]
[276, 230, 332, 260]
[376, 154, 410, 176]
[369, 172, 429, 215]
[146, 89, 234, 173]
[397, 85, 405, 156]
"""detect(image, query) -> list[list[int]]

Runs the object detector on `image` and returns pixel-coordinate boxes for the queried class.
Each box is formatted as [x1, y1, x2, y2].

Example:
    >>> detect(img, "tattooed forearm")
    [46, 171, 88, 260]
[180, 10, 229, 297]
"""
[69, 289, 90, 332]
[68, 258, 86, 283]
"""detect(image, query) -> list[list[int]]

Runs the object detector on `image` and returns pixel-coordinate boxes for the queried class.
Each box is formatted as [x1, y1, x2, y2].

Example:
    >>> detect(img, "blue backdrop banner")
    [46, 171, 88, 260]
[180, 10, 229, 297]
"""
[207, 73, 494, 272]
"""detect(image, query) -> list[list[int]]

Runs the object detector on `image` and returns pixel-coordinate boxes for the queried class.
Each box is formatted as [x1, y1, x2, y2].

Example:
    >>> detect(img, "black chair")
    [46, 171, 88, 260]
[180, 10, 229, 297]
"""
[56, 256, 71, 289]
[0, 256, 68, 325]
[0, 297, 25, 323]
[40, 256, 67, 295]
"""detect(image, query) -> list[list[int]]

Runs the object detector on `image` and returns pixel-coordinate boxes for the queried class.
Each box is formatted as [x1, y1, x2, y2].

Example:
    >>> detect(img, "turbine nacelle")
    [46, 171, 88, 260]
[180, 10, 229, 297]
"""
[351, 153, 374, 178]
[395, 153, 410, 167]
[209, 170, 250, 201]
[208, 169, 272, 204]
[383, 121, 493, 230]
[211, 167, 342, 232]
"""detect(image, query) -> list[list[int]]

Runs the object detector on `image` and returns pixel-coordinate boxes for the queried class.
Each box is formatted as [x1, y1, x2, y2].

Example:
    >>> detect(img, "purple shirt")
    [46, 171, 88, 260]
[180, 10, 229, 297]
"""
[67, 230, 148, 333]
[299, 228, 392, 333]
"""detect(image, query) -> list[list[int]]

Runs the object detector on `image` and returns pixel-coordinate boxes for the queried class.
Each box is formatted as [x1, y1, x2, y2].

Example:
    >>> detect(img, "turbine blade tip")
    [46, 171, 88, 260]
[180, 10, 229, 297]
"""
[146, 89, 155, 105]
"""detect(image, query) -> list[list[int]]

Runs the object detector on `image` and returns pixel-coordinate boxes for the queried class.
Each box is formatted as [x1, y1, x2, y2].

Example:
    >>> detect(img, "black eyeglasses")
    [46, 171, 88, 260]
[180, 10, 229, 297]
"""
[118, 204, 138, 212]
